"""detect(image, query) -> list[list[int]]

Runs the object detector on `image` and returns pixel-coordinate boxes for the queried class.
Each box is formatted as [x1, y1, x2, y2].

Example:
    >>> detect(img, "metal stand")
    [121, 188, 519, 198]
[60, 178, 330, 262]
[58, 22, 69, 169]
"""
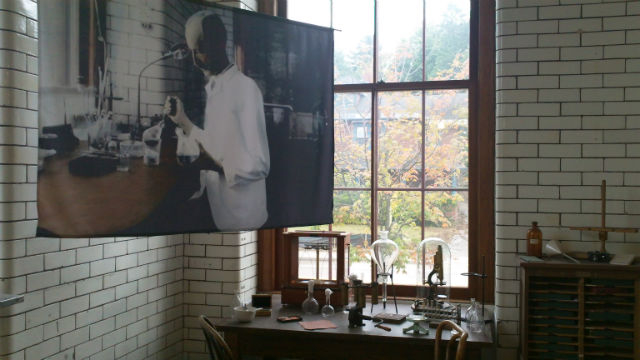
[391, 265, 398, 314]
[570, 180, 638, 262]
[461, 256, 487, 317]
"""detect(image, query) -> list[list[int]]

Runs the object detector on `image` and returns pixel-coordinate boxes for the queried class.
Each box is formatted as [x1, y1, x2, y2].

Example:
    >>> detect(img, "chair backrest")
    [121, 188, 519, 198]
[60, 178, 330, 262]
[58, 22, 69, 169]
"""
[199, 315, 234, 360]
[434, 320, 468, 360]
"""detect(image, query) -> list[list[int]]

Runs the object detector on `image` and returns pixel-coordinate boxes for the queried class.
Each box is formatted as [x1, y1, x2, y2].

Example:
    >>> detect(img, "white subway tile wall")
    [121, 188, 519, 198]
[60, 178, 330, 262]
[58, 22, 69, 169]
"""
[182, 232, 258, 359]
[496, 0, 640, 358]
[0, 1, 257, 359]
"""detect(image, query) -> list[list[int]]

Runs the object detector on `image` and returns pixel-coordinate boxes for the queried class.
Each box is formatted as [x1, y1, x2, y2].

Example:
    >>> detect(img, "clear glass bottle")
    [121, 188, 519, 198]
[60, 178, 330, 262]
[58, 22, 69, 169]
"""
[466, 298, 483, 333]
[321, 288, 335, 317]
[302, 280, 319, 314]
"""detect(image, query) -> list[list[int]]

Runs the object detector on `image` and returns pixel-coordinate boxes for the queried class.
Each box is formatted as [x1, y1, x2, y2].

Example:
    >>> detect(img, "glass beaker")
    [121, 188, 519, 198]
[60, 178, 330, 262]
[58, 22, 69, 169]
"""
[118, 146, 130, 172]
[175, 128, 199, 165]
[107, 139, 118, 154]
[142, 122, 163, 166]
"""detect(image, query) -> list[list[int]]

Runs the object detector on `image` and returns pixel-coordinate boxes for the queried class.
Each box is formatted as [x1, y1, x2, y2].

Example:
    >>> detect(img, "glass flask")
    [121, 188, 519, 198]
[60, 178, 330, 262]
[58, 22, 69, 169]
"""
[117, 144, 130, 172]
[302, 280, 319, 314]
[142, 122, 163, 166]
[321, 288, 335, 317]
[107, 139, 118, 154]
[466, 298, 483, 333]
[175, 128, 199, 165]
[370, 231, 399, 308]
[87, 112, 112, 151]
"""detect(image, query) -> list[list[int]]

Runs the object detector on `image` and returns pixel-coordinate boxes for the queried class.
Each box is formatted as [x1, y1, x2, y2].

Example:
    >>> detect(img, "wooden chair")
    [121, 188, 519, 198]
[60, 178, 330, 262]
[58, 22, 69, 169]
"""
[199, 315, 234, 360]
[434, 320, 468, 360]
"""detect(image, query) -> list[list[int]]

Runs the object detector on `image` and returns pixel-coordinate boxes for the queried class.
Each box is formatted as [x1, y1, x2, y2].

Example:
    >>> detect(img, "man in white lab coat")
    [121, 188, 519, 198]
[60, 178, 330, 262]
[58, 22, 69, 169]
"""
[164, 11, 270, 231]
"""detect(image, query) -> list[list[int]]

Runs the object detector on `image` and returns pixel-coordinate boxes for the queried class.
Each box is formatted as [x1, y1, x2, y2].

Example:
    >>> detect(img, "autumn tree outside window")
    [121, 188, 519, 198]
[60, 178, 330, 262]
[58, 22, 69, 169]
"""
[264, 0, 494, 301]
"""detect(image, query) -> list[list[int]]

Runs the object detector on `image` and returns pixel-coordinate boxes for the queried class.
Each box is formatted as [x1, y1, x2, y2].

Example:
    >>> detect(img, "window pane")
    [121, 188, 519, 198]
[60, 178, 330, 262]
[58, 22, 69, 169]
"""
[377, 0, 423, 82]
[333, 190, 372, 283]
[333, 0, 374, 84]
[424, 89, 468, 188]
[297, 236, 338, 281]
[425, 0, 470, 80]
[335, 93, 372, 188]
[424, 190, 468, 287]
[287, 0, 331, 27]
[377, 91, 422, 188]
[377, 190, 421, 285]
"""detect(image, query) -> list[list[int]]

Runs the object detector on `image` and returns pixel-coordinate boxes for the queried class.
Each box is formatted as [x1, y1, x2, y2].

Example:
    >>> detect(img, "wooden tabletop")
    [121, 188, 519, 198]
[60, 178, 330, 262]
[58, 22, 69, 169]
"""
[37, 144, 177, 237]
[215, 295, 493, 359]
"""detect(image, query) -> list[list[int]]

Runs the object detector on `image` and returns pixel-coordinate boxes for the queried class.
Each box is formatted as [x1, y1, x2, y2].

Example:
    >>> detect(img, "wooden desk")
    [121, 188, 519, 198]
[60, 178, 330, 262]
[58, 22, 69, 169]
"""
[37, 144, 177, 237]
[216, 296, 493, 360]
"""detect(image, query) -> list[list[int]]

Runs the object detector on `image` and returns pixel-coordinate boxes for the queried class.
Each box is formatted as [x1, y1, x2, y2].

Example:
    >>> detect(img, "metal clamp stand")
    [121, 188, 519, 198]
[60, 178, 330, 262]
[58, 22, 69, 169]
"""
[391, 264, 398, 314]
[461, 255, 487, 317]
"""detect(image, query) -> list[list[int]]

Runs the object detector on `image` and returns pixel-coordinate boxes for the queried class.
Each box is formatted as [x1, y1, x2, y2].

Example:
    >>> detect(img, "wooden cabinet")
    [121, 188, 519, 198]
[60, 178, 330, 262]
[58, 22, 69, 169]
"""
[521, 261, 640, 360]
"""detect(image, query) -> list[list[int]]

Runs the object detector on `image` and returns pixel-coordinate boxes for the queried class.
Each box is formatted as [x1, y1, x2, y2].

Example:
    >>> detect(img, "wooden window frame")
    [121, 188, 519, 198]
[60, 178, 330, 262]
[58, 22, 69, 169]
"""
[258, 0, 495, 303]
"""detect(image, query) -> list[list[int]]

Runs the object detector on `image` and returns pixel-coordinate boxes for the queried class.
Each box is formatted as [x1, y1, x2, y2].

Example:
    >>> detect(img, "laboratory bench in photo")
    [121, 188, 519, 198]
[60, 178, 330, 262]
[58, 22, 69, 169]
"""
[37, 139, 182, 236]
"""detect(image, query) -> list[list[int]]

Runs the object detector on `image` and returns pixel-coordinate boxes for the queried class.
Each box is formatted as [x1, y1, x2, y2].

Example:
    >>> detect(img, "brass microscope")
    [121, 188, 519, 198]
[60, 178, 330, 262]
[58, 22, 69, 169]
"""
[412, 245, 461, 324]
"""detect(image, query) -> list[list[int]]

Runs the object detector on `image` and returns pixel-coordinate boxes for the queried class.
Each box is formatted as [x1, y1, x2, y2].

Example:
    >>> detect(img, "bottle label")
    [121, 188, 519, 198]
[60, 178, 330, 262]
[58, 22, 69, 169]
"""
[529, 238, 539, 245]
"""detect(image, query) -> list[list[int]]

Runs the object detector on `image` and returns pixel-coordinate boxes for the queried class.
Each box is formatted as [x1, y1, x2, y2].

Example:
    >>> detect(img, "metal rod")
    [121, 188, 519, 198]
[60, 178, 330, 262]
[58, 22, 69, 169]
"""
[601, 180, 606, 229]
[137, 55, 169, 127]
[481, 255, 485, 317]
[392, 264, 398, 314]
[316, 247, 320, 280]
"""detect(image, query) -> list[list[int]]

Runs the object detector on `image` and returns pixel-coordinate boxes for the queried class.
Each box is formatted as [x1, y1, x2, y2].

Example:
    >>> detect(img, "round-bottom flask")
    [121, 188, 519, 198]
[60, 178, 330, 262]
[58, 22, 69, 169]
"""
[321, 288, 335, 317]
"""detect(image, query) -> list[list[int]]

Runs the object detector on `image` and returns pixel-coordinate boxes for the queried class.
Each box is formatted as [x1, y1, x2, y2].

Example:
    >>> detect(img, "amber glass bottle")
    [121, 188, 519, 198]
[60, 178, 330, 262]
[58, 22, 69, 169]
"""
[526, 221, 543, 257]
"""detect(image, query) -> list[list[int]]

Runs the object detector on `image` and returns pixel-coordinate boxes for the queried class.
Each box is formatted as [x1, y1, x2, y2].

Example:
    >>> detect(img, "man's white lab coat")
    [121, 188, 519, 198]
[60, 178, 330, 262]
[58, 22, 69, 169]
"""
[190, 65, 270, 230]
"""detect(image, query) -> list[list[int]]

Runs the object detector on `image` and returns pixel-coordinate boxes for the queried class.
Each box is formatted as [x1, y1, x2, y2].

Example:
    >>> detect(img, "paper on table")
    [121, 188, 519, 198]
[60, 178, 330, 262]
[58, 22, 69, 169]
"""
[299, 320, 337, 330]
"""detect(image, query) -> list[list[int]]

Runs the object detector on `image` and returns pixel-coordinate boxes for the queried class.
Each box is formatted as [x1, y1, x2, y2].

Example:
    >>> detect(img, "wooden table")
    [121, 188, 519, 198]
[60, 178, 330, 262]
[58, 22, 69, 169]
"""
[37, 143, 178, 237]
[216, 296, 493, 360]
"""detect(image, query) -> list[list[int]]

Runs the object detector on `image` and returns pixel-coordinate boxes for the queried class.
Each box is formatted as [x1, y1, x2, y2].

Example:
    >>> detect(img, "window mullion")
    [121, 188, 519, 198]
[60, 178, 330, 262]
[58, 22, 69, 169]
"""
[370, 0, 379, 283]
[420, 0, 426, 251]
[421, 0, 426, 82]
[421, 0, 426, 243]
[420, 90, 425, 243]
[334, 80, 473, 93]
